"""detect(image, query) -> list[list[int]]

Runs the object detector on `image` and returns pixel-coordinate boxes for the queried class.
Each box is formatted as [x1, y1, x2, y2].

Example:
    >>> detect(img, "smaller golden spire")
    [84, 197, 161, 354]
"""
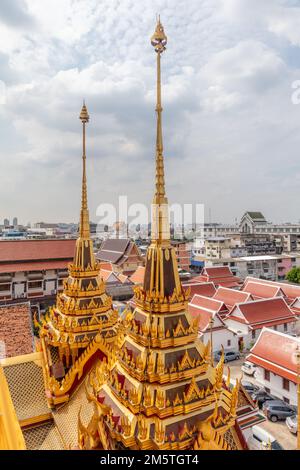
[79, 102, 90, 238]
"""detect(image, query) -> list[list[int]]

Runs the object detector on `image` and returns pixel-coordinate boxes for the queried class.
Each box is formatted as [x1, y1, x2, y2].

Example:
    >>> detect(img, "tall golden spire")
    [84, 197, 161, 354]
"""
[150, 17, 170, 242]
[79, 102, 90, 239]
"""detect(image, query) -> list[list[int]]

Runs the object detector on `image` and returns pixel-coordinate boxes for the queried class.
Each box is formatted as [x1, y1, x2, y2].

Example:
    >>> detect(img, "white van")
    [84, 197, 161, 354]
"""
[241, 361, 256, 376]
[247, 425, 283, 450]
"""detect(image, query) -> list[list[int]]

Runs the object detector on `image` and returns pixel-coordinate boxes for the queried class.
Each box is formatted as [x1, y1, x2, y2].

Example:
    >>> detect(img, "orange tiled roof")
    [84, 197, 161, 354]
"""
[130, 266, 145, 285]
[194, 266, 241, 287]
[182, 281, 216, 299]
[213, 287, 253, 308]
[0, 302, 34, 357]
[247, 328, 300, 383]
[242, 280, 283, 299]
[243, 277, 300, 302]
[0, 239, 76, 263]
[228, 297, 296, 329]
[0, 260, 70, 274]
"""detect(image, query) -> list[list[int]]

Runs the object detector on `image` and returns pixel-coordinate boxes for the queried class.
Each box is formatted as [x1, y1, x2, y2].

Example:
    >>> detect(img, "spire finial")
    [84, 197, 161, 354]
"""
[151, 15, 167, 54]
[79, 102, 90, 238]
[150, 18, 170, 242]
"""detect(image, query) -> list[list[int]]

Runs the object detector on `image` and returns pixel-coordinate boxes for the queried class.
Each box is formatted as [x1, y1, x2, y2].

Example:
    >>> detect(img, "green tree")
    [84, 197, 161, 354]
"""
[286, 267, 300, 284]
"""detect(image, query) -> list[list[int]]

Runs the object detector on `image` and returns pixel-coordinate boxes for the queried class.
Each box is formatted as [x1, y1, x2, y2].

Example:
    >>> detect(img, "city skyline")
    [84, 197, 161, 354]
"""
[1, 1, 300, 224]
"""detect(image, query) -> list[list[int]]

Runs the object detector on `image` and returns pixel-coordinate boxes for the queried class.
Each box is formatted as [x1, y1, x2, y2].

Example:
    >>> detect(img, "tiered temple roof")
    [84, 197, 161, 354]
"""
[78, 19, 242, 451]
[39, 104, 118, 407]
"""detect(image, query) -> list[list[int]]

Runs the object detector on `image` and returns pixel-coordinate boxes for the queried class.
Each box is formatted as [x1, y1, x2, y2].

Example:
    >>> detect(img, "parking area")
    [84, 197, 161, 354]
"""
[223, 357, 297, 450]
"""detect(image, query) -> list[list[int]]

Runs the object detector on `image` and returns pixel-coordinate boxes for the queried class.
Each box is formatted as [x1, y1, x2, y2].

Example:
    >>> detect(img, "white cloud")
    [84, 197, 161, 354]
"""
[0, 0, 300, 224]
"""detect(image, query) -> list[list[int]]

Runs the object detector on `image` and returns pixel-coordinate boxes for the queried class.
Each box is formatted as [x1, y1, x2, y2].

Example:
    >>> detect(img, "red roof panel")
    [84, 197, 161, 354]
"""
[213, 287, 252, 308]
[0, 260, 70, 274]
[229, 297, 296, 327]
[0, 239, 76, 263]
[248, 328, 300, 381]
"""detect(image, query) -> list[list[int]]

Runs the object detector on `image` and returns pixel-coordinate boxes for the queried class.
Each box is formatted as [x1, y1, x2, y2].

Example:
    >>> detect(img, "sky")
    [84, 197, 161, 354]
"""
[1, 0, 300, 226]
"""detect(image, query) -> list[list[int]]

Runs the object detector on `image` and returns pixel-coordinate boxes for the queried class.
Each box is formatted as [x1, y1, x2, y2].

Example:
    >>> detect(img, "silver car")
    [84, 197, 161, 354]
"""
[286, 415, 297, 434]
[214, 350, 240, 363]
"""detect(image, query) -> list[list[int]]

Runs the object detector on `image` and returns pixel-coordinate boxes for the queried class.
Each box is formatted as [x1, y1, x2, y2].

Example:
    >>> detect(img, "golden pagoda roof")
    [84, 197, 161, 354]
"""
[78, 18, 242, 452]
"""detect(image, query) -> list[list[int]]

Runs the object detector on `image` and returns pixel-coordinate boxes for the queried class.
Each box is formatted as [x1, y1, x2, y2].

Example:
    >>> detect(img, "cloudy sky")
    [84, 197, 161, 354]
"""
[1, 0, 300, 226]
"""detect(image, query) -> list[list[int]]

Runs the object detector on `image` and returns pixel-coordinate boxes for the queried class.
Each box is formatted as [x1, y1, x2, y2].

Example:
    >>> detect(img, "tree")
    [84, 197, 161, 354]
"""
[286, 267, 300, 284]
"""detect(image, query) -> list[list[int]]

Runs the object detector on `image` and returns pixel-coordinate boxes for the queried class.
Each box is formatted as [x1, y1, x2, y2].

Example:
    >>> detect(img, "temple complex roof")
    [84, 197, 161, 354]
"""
[0, 302, 34, 358]
[39, 104, 119, 408]
[78, 18, 243, 452]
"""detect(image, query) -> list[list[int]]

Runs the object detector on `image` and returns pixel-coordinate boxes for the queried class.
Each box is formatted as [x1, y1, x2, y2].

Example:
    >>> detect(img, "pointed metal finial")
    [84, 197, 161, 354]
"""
[80, 102, 89, 123]
[79, 102, 90, 238]
[151, 16, 167, 54]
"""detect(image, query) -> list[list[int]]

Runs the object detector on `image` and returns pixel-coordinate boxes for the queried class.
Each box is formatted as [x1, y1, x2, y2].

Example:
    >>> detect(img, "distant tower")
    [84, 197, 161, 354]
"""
[3, 219, 9, 227]
[13, 217, 18, 228]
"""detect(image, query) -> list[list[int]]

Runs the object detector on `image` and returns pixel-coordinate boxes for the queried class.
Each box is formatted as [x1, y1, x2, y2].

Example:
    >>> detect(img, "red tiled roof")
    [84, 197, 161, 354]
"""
[182, 282, 216, 299]
[213, 287, 252, 308]
[99, 262, 113, 272]
[0, 302, 34, 357]
[117, 273, 131, 284]
[0, 239, 76, 263]
[130, 266, 145, 285]
[243, 277, 300, 302]
[189, 294, 228, 314]
[0, 260, 70, 274]
[188, 306, 213, 331]
[228, 297, 296, 329]
[188, 294, 227, 332]
[242, 280, 283, 299]
[247, 328, 300, 383]
[195, 266, 241, 287]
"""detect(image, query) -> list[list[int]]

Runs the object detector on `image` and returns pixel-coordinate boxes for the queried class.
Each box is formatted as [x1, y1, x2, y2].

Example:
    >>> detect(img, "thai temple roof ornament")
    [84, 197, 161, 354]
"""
[78, 18, 242, 451]
[39, 104, 119, 407]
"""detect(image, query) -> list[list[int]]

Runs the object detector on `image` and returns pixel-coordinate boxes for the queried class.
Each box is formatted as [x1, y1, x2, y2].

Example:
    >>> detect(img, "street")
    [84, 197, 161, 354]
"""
[224, 357, 297, 450]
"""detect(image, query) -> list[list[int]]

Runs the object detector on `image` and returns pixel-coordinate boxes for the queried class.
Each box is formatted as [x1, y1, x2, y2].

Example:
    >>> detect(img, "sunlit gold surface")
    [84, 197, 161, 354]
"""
[40, 104, 119, 407]
[79, 19, 241, 451]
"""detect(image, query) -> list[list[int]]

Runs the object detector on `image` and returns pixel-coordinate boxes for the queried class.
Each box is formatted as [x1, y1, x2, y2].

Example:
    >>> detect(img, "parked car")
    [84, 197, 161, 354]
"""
[286, 414, 297, 434]
[247, 425, 284, 450]
[214, 350, 240, 363]
[241, 361, 257, 376]
[263, 400, 295, 422]
[251, 389, 278, 409]
[241, 381, 259, 394]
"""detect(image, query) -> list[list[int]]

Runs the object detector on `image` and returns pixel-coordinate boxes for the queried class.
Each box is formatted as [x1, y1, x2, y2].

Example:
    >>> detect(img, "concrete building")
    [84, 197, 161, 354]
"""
[171, 240, 191, 271]
[0, 239, 76, 316]
[247, 328, 300, 406]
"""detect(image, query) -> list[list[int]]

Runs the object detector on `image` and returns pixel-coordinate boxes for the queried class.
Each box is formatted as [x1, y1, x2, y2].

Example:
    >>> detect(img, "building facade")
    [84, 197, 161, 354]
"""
[247, 328, 300, 406]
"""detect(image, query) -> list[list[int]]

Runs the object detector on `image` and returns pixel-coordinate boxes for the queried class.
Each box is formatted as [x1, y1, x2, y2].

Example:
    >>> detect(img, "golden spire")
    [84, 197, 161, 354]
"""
[79, 101, 90, 239]
[150, 17, 170, 242]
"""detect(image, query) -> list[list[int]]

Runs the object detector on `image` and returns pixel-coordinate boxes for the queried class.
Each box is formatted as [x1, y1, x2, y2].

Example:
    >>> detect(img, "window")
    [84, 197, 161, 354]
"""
[284, 323, 288, 332]
[274, 325, 277, 331]
[227, 340, 231, 347]
[252, 330, 256, 340]
[0, 284, 10, 292]
[283, 378, 290, 391]
[264, 370, 270, 381]
[265, 387, 271, 393]
[283, 397, 290, 404]
[28, 281, 43, 289]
